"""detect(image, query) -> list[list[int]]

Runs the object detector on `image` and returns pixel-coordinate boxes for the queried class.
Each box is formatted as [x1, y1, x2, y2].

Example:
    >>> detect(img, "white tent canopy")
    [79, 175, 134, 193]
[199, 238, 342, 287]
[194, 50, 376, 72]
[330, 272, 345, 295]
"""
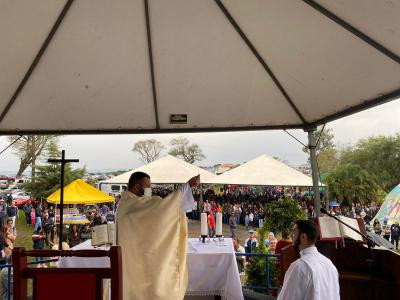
[102, 155, 215, 184]
[0, 1, 399, 134]
[205, 154, 317, 187]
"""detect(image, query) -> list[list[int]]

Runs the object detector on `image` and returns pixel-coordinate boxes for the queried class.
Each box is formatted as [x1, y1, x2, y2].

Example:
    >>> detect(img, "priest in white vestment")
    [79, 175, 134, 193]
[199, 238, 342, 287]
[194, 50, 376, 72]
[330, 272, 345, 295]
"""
[117, 171, 199, 300]
[278, 220, 340, 300]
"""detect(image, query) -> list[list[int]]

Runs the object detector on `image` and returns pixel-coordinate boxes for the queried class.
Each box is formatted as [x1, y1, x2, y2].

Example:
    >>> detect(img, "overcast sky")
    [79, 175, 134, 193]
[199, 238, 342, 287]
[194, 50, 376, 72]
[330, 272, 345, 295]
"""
[1, 99, 400, 174]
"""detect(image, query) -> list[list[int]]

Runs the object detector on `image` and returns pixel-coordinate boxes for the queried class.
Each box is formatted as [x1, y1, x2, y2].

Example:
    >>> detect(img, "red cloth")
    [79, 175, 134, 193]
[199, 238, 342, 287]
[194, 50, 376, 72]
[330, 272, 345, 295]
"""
[274, 240, 292, 255]
[208, 214, 215, 228]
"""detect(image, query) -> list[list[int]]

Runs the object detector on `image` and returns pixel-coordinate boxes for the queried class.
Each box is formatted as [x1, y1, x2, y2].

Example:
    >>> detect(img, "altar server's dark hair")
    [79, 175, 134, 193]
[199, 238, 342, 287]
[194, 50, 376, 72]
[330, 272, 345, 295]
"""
[128, 172, 150, 190]
[295, 220, 319, 244]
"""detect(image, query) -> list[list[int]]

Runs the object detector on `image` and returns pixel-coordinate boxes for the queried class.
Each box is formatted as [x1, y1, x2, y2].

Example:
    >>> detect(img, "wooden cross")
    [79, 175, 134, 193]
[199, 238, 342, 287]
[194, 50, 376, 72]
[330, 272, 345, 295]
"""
[48, 150, 79, 250]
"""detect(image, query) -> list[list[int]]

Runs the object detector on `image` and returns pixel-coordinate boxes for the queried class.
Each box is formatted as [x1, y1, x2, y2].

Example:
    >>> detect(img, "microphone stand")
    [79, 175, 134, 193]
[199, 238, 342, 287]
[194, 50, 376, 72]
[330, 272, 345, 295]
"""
[320, 209, 377, 279]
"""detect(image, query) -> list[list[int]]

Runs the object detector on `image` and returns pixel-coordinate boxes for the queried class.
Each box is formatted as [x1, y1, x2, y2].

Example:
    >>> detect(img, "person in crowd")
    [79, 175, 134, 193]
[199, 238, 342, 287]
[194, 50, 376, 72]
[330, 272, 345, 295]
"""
[6, 201, 18, 233]
[274, 229, 292, 284]
[235, 205, 242, 225]
[0, 254, 12, 300]
[208, 212, 216, 238]
[0, 200, 6, 228]
[0, 230, 5, 266]
[192, 200, 198, 220]
[101, 204, 110, 216]
[373, 219, 382, 235]
[92, 211, 102, 226]
[382, 219, 391, 241]
[32, 227, 46, 265]
[267, 232, 278, 253]
[249, 212, 254, 227]
[23, 202, 32, 225]
[229, 212, 237, 238]
[4, 219, 16, 258]
[80, 223, 92, 242]
[232, 237, 245, 273]
[390, 221, 400, 250]
[106, 210, 115, 223]
[244, 214, 250, 229]
[203, 200, 211, 213]
[30, 206, 36, 227]
[244, 229, 258, 254]
[278, 220, 339, 300]
[274, 230, 292, 255]
[42, 213, 54, 247]
[48, 205, 56, 223]
[34, 204, 43, 231]
[68, 224, 81, 247]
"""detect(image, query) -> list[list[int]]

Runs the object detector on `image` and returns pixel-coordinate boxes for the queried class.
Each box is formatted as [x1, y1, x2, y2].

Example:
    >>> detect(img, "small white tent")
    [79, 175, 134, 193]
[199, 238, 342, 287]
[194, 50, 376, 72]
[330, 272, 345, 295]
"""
[205, 154, 316, 187]
[102, 155, 215, 184]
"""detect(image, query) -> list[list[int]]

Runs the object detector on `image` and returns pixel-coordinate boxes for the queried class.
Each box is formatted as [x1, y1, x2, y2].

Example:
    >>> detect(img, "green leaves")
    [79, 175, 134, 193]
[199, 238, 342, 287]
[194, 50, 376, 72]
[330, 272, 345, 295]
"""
[24, 162, 86, 199]
[325, 134, 400, 203]
[263, 199, 307, 234]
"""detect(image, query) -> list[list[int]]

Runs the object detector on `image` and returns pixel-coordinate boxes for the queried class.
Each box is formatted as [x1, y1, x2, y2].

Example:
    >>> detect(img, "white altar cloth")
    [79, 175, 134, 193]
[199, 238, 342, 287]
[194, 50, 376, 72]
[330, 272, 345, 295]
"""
[58, 238, 243, 300]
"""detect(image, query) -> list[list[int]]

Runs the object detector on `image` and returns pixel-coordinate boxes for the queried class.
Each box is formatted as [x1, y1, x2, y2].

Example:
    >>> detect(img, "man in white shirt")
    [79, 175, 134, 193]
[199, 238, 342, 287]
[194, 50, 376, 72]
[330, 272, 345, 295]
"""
[278, 220, 340, 300]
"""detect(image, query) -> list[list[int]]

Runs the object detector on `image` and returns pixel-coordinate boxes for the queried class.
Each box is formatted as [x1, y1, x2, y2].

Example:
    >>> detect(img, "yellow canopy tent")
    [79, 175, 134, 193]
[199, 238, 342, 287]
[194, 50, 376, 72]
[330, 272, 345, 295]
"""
[47, 179, 114, 204]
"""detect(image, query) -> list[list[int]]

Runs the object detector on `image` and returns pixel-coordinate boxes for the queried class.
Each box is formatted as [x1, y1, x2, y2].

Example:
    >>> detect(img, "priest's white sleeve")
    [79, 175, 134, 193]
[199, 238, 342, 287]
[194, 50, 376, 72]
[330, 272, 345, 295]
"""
[277, 260, 311, 300]
[179, 183, 195, 213]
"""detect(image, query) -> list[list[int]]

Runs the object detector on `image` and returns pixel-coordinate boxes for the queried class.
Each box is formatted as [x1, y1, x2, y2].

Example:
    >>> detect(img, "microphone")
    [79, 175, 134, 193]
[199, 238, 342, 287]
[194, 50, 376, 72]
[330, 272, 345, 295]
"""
[320, 207, 328, 215]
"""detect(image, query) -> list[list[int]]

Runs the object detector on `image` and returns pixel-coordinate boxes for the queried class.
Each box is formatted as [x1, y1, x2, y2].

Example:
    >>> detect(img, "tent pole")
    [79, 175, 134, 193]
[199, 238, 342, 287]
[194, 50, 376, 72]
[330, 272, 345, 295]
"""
[305, 127, 321, 217]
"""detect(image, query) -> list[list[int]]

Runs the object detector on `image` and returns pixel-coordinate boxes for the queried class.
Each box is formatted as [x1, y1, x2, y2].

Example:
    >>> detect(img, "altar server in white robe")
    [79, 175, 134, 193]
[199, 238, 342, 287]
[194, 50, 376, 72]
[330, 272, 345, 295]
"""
[117, 171, 199, 300]
[278, 220, 340, 300]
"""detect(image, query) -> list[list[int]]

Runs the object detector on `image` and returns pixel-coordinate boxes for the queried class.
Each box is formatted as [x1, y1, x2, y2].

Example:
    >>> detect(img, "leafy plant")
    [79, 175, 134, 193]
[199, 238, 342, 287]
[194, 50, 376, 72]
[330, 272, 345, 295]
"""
[263, 198, 307, 234]
[245, 199, 306, 294]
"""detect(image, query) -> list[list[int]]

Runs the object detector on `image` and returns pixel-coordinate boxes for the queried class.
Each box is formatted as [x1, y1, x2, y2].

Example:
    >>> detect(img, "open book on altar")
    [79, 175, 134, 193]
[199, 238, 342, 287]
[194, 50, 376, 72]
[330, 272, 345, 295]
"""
[317, 216, 366, 242]
[91, 223, 115, 246]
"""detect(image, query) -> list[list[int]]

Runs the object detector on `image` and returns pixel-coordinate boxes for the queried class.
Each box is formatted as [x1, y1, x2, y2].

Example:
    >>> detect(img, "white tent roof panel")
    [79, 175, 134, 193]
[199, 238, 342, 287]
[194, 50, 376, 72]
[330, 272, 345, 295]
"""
[0, 0, 65, 115]
[0, 1, 399, 134]
[102, 155, 215, 184]
[205, 154, 316, 187]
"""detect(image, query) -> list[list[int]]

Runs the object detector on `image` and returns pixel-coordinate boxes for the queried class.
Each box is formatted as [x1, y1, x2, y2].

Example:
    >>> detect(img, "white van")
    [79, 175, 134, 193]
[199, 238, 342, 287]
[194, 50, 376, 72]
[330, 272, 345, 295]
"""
[99, 182, 127, 196]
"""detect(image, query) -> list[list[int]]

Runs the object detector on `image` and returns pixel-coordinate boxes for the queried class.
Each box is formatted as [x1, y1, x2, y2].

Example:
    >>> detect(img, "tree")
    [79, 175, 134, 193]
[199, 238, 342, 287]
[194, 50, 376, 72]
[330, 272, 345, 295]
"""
[7, 135, 59, 178]
[23, 142, 86, 199]
[132, 139, 165, 163]
[339, 135, 400, 192]
[324, 163, 380, 204]
[24, 163, 86, 199]
[262, 198, 307, 234]
[168, 137, 205, 163]
[317, 147, 339, 176]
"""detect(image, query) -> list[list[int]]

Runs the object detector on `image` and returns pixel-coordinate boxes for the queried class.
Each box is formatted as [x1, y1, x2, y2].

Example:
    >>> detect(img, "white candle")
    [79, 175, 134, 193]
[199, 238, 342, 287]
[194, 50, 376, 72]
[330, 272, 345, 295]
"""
[216, 212, 223, 236]
[201, 213, 208, 236]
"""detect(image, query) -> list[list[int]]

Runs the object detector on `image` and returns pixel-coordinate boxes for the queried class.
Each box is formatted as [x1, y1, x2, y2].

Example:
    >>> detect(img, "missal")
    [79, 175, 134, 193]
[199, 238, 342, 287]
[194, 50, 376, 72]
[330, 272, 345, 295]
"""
[317, 216, 365, 242]
[91, 223, 115, 246]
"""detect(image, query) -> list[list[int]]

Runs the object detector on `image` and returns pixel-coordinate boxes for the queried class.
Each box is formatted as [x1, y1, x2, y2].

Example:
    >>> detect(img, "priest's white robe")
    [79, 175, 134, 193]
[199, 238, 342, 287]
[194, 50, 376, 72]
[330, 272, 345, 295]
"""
[117, 184, 195, 300]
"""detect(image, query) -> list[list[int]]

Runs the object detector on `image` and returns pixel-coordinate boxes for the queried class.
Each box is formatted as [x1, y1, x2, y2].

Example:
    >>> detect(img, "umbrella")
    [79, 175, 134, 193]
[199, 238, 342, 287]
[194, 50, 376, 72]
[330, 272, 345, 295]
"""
[63, 215, 90, 225]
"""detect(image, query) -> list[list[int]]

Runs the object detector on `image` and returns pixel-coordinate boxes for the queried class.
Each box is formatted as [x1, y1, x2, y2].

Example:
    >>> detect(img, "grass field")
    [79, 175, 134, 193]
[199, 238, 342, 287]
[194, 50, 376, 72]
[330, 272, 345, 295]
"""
[14, 210, 37, 250]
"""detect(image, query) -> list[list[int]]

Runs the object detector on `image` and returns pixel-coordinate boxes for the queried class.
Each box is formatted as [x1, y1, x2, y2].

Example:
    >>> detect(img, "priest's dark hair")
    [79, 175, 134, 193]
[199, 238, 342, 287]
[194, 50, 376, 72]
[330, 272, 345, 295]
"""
[128, 172, 150, 190]
[295, 219, 319, 244]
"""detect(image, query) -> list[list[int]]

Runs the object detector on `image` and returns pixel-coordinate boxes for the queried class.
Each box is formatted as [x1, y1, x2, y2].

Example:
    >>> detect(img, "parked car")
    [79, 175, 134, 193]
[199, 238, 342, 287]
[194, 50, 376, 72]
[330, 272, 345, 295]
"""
[0, 180, 8, 189]
[12, 191, 30, 200]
